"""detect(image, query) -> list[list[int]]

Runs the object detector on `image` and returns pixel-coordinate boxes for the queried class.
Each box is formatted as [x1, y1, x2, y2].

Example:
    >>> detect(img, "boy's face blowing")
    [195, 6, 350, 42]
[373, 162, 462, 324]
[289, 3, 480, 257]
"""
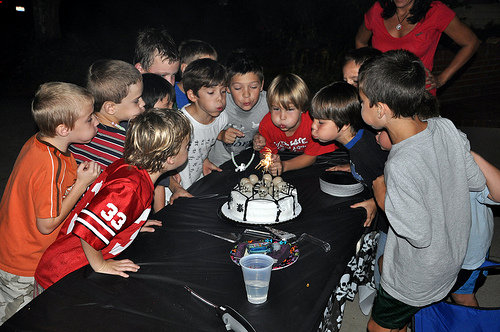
[270, 103, 301, 135]
[68, 104, 99, 144]
[193, 85, 227, 118]
[311, 118, 342, 143]
[228, 72, 263, 111]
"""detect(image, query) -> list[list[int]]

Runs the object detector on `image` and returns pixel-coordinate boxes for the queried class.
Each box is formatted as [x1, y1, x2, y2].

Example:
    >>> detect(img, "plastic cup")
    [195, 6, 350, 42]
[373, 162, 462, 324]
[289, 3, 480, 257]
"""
[239, 254, 274, 304]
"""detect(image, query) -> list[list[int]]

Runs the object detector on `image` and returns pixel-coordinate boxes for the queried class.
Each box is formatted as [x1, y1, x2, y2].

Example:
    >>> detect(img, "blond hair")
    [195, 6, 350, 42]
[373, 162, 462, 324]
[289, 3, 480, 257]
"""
[87, 59, 142, 112]
[124, 109, 191, 173]
[267, 73, 310, 112]
[32, 82, 94, 137]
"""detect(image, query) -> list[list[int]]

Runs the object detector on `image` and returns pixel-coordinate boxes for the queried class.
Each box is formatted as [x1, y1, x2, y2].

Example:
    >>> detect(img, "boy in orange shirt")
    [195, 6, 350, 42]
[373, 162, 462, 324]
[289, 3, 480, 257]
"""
[0, 82, 101, 324]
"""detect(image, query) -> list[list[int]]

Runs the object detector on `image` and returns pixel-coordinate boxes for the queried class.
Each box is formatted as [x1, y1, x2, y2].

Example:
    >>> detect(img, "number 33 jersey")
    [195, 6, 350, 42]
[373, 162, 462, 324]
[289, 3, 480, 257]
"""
[35, 159, 154, 289]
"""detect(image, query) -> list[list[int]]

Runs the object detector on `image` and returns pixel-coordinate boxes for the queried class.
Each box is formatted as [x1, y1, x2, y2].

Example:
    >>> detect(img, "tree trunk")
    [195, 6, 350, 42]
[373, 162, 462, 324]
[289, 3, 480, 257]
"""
[32, 0, 62, 41]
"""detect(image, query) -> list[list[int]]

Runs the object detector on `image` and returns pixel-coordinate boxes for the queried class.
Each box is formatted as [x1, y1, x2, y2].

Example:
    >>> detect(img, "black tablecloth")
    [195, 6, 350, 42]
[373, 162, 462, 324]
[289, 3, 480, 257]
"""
[2, 150, 366, 332]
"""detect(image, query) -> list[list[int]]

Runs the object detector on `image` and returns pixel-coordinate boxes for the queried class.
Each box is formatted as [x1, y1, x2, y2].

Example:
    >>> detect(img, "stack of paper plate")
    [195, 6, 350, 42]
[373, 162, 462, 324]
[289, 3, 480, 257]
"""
[319, 171, 364, 197]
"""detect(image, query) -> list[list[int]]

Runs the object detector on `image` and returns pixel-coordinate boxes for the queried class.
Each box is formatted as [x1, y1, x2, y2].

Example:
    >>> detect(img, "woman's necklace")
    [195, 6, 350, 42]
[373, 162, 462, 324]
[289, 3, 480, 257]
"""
[95, 113, 125, 131]
[396, 10, 410, 31]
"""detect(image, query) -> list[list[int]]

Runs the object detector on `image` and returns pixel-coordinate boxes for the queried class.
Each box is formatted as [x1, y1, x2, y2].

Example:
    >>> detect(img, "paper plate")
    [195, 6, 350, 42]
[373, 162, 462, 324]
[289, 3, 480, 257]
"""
[319, 171, 364, 197]
[230, 238, 299, 270]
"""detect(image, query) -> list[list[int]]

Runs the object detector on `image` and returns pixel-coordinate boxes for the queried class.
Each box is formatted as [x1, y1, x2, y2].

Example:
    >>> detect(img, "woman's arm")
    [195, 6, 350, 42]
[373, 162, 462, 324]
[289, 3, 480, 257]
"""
[471, 151, 500, 203]
[429, 16, 480, 89]
[355, 21, 373, 49]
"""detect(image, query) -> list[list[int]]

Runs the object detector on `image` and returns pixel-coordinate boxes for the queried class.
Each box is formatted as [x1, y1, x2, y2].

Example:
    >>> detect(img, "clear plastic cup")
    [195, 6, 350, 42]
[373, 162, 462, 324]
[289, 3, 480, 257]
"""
[239, 254, 274, 304]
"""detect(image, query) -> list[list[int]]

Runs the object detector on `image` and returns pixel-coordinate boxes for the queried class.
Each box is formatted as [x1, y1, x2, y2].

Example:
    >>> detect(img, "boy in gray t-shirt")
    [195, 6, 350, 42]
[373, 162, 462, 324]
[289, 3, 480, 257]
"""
[358, 50, 485, 332]
[209, 50, 268, 167]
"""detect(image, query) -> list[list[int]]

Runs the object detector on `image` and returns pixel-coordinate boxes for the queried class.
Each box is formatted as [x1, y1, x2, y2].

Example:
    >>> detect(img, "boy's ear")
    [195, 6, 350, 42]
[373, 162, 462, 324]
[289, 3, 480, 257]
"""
[186, 89, 198, 102]
[378, 102, 391, 119]
[135, 63, 145, 73]
[260, 79, 264, 91]
[180, 63, 188, 73]
[102, 101, 116, 116]
[165, 156, 176, 167]
[55, 124, 70, 137]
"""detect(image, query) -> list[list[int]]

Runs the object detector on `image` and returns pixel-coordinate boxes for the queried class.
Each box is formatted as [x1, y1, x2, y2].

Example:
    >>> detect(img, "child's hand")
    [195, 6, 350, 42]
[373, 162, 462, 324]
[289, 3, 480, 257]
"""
[140, 219, 162, 233]
[268, 154, 283, 176]
[169, 186, 193, 205]
[221, 127, 244, 144]
[326, 163, 350, 172]
[95, 258, 139, 278]
[351, 198, 377, 227]
[76, 161, 101, 186]
[202, 158, 222, 176]
[253, 133, 266, 151]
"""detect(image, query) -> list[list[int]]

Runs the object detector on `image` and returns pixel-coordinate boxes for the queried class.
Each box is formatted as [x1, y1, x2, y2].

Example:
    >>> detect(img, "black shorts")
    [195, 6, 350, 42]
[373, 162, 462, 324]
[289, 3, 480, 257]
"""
[372, 286, 422, 329]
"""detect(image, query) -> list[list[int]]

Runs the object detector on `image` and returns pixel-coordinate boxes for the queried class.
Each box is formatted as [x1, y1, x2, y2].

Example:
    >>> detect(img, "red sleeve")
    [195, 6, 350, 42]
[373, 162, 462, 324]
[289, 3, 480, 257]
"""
[429, 1, 455, 32]
[364, 3, 381, 32]
[258, 113, 279, 154]
[72, 179, 148, 251]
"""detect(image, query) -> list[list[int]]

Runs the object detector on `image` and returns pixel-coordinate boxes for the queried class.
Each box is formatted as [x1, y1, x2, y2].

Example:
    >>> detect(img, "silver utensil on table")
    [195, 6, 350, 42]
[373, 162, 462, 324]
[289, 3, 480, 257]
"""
[198, 229, 273, 243]
[265, 226, 331, 252]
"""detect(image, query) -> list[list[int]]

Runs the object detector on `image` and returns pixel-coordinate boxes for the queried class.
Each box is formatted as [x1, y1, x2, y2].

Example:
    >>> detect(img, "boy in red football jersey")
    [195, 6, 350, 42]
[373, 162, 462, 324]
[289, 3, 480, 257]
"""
[35, 109, 191, 290]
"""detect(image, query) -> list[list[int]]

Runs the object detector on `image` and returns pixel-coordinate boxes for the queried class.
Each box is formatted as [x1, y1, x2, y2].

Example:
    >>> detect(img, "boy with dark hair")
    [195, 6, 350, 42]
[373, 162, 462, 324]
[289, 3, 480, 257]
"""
[69, 59, 145, 169]
[177, 58, 229, 189]
[134, 27, 180, 86]
[311, 81, 385, 227]
[343, 47, 382, 87]
[35, 109, 191, 290]
[175, 39, 218, 108]
[209, 50, 268, 167]
[0, 82, 101, 323]
[141, 73, 175, 110]
[358, 49, 485, 332]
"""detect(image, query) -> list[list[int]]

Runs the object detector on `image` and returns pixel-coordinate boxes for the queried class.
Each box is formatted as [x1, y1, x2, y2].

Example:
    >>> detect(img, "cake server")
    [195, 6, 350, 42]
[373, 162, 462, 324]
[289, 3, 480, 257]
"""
[265, 226, 331, 252]
[184, 285, 256, 332]
[198, 230, 241, 243]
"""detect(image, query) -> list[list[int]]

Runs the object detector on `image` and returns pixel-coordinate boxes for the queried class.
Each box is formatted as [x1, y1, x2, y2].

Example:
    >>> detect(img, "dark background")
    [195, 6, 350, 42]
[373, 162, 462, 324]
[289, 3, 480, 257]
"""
[3, 0, 495, 98]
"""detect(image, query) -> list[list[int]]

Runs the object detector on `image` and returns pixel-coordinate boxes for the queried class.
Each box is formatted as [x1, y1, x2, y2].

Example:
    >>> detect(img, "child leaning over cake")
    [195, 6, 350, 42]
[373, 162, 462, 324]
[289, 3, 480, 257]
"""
[256, 73, 338, 176]
[35, 109, 191, 290]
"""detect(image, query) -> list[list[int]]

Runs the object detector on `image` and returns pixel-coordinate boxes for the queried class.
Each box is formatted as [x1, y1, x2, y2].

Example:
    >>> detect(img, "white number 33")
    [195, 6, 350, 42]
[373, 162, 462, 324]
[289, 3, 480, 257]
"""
[101, 203, 127, 230]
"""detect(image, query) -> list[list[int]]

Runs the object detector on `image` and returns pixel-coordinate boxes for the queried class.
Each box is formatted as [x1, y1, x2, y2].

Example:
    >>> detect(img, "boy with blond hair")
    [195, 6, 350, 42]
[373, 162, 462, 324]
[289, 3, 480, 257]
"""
[175, 39, 218, 108]
[35, 109, 191, 289]
[69, 59, 145, 169]
[358, 50, 485, 332]
[257, 73, 338, 176]
[177, 58, 229, 189]
[134, 27, 180, 86]
[0, 82, 101, 323]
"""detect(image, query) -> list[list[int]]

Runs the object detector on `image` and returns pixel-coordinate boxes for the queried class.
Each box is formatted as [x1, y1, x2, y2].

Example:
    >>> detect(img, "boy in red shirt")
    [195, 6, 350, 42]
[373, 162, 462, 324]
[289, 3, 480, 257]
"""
[256, 73, 338, 176]
[35, 109, 191, 290]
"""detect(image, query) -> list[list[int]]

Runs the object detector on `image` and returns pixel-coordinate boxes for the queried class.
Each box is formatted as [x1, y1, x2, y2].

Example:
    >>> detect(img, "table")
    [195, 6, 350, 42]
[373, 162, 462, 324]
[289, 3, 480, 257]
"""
[2, 150, 367, 331]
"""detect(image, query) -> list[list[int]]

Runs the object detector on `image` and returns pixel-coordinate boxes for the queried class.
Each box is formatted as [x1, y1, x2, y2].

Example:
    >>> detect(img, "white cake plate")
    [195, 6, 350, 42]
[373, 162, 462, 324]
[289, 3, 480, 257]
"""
[220, 202, 302, 225]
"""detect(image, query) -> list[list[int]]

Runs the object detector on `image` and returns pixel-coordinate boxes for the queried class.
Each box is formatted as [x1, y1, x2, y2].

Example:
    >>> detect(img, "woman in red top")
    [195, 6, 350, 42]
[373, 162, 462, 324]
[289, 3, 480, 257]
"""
[355, 0, 479, 94]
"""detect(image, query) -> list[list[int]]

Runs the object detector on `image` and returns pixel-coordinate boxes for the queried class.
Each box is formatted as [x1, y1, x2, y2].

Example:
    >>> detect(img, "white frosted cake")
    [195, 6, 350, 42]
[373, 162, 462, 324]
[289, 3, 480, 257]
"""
[224, 174, 301, 224]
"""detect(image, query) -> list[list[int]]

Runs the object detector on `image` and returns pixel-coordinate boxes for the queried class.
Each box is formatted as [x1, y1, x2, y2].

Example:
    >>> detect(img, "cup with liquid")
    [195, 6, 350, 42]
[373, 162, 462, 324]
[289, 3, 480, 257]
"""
[239, 254, 274, 304]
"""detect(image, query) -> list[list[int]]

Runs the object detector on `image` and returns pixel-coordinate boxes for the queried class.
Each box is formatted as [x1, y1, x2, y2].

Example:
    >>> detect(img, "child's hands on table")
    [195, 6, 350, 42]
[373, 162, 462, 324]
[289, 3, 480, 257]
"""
[140, 219, 162, 232]
[203, 158, 222, 176]
[96, 258, 140, 278]
[351, 198, 377, 227]
[326, 163, 350, 172]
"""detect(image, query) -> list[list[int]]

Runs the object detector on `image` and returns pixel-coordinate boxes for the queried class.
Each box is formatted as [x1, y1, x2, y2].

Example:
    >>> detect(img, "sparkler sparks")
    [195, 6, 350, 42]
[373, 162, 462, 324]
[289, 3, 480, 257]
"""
[255, 147, 272, 173]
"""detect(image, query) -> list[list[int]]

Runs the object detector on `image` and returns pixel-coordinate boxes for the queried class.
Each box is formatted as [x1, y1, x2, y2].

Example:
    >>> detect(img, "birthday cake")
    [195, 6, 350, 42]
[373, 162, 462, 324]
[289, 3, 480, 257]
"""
[223, 174, 301, 224]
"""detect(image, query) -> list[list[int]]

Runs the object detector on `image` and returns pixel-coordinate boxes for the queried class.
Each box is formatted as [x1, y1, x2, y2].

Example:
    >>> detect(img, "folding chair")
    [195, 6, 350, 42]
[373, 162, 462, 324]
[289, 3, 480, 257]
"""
[412, 259, 500, 332]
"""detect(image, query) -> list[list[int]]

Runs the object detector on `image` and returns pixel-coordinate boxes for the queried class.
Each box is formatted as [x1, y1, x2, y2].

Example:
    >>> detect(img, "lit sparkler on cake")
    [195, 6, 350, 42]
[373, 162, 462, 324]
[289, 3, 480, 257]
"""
[255, 147, 272, 173]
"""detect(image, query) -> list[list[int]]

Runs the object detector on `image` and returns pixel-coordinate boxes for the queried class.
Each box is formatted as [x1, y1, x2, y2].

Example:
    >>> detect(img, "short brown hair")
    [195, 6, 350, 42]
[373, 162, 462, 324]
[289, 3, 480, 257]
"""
[267, 73, 310, 112]
[134, 27, 179, 71]
[32, 82, 94, 137]
[86, 59, 142, 112]
[182, 58, 228, 97]
[123, 109, 191, 173]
